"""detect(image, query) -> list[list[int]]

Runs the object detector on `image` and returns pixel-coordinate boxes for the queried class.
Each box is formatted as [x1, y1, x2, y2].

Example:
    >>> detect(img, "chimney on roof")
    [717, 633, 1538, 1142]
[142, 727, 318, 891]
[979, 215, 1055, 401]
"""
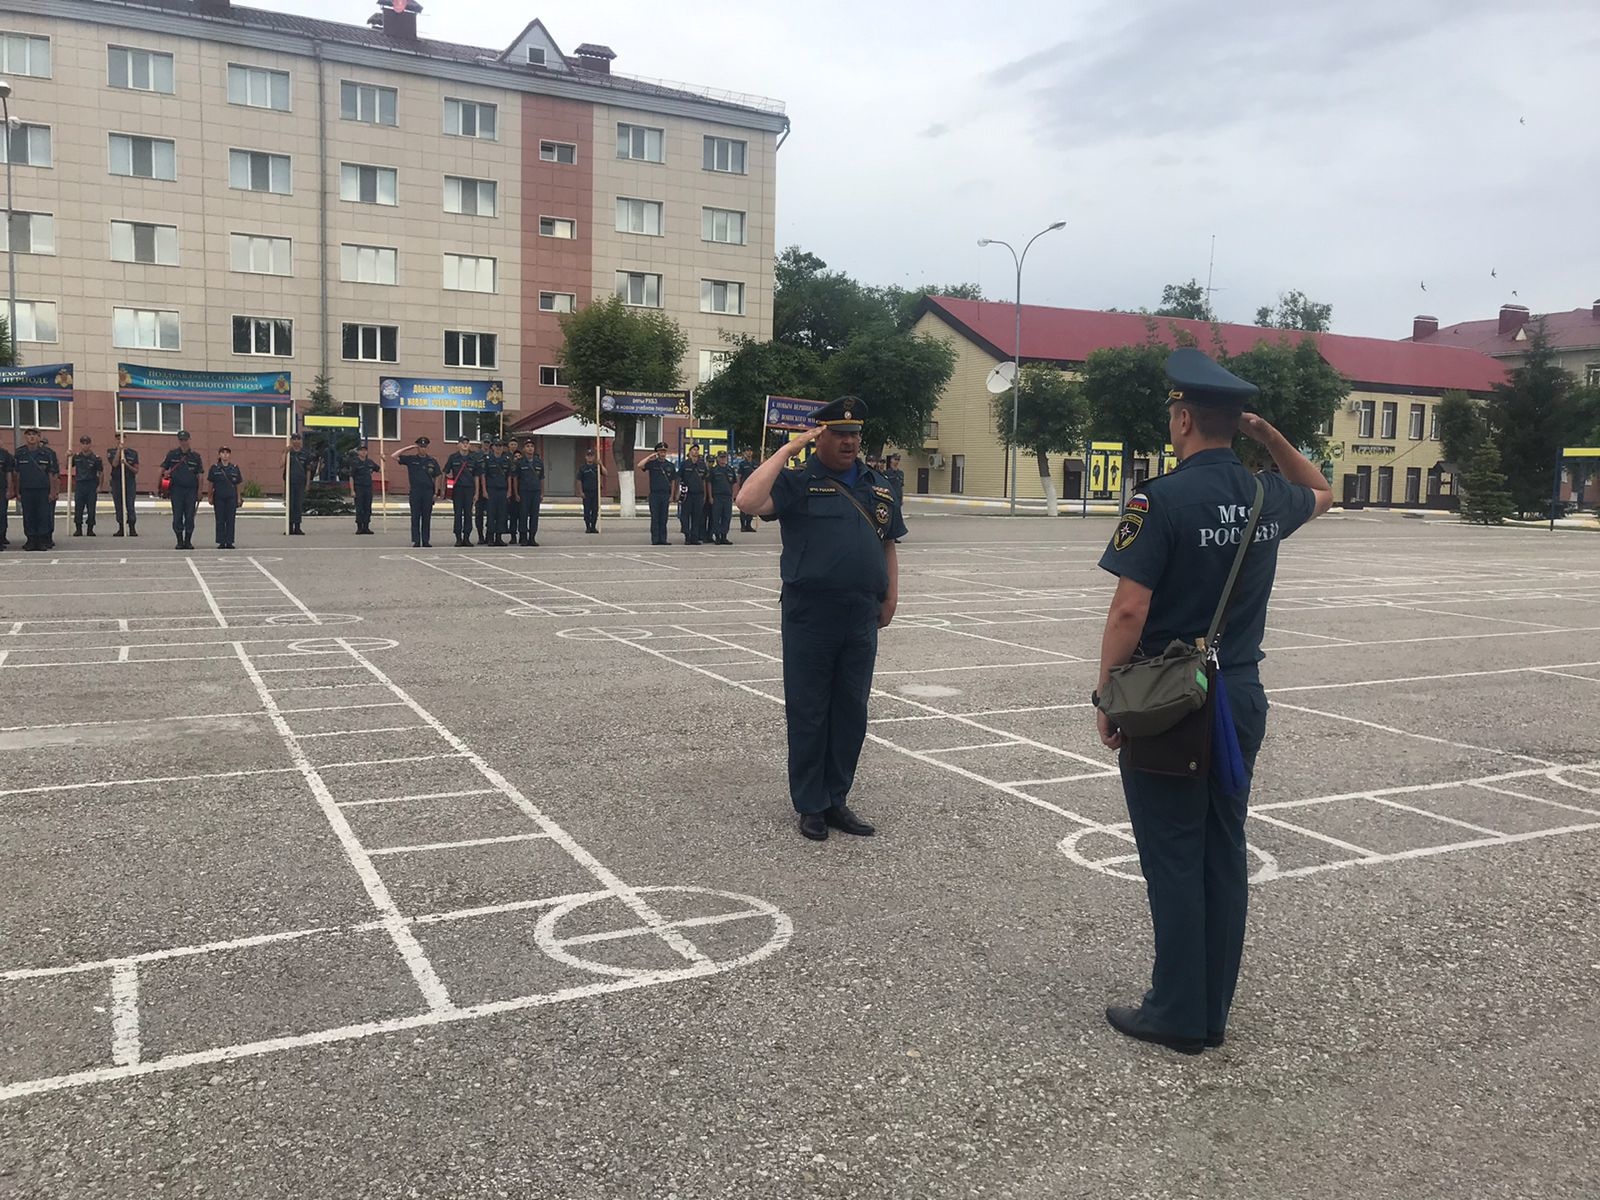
[1412, 315, 1438, 340]
[573, 43, 617, 75]
[368, 0, 421, 45]
[198, 0, 232, 14]
[1497, 303, 1530, 336]
[1593, 298, 1600, 320]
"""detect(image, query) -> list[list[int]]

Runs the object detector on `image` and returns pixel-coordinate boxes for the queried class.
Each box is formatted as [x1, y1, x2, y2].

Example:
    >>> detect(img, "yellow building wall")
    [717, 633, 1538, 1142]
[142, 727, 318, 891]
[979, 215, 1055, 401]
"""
[1325, 390, 1450, 505]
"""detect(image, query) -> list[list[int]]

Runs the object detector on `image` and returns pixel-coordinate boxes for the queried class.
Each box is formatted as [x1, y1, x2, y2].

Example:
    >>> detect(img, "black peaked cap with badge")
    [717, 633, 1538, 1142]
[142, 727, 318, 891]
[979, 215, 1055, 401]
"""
[1165, 348, 1259, 409]
[812, 395, 868, 432]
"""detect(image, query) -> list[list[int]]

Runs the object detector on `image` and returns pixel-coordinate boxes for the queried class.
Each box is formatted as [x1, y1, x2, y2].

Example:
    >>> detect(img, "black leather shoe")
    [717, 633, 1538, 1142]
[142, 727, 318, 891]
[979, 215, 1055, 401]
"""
[129, 527, 138, 537]
[823, 804, 875, 836]
[113, 528, 125, 537]
[798, 813, 828, 841]
[1105, 1006, 1204, 1055]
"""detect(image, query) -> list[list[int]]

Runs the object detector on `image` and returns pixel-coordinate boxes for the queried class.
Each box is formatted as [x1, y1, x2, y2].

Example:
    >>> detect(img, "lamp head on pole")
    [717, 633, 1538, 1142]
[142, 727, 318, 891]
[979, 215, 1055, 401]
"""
[0, 79, 12, 101]
[976, 238, 992, 247]
[1046, 220, 1066, 231]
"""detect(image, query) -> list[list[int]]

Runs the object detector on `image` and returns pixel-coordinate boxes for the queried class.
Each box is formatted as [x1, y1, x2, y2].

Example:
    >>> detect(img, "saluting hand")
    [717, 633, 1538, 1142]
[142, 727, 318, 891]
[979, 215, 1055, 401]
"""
[786, 427, 824, 457]
[1238, 413, 1279, 445]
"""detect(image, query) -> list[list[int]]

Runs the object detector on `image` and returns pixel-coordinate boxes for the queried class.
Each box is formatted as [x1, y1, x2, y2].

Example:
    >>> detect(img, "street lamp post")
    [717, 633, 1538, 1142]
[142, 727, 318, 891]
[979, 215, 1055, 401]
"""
[978, 220, 1065, 516]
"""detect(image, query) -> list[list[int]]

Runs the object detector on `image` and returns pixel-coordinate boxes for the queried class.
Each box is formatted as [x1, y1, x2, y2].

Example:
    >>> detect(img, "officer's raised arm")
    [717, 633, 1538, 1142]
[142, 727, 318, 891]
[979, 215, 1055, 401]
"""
[1239, 413, 1334, 519]
[735, 427, 822, 518]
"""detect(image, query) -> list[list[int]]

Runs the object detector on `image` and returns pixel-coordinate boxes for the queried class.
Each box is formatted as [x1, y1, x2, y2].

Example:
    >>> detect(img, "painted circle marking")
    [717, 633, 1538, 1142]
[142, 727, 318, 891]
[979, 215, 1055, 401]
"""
[557, 626, 654, 642]
[899, 683, 962, 698]
[287, 636, 398, 655]
[265, 612, 361, 627]
[1058, 826, 1280, 884]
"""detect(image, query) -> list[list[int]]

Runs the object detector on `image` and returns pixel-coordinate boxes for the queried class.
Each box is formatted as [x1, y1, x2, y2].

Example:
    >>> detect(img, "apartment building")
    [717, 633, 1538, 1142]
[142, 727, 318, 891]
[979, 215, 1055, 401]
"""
[902, 297, 1505, 507]
[0, 0, 785, 495]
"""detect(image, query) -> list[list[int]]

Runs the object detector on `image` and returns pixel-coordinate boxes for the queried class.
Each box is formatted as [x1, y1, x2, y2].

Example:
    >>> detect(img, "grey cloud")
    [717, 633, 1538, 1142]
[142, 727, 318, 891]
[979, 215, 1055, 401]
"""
[919, 122, 953, 139]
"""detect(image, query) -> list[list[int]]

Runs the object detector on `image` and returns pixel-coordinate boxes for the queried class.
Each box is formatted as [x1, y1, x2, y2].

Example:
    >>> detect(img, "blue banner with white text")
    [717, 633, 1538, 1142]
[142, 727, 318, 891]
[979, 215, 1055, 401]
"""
[0, 363, 77, 402]
[379, 377, 505, 412]
[600, 389, 691, 418]
[764, 394, 826, 432]
[117, 363, 292, 405]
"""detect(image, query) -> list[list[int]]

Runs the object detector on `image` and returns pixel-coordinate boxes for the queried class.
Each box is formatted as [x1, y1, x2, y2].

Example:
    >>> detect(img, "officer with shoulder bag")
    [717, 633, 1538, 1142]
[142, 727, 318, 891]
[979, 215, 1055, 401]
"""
[1092, 349, 1331, 1055]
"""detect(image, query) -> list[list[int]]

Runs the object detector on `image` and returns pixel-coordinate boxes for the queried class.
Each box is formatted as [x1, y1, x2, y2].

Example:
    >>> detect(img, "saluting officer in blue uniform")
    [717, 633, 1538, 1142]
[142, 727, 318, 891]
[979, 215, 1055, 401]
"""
[1094, 349, 1331, 1054]
[738, 396, 906, 842]
[348, 442, 381, 534]
[392, 436, 442, 548]
[638, 441, 676, 546]
[207, 446, 243, 549]
[72, 435, 103, 536]
[14, 428, 61, 552]
[160, 431, 204, 550]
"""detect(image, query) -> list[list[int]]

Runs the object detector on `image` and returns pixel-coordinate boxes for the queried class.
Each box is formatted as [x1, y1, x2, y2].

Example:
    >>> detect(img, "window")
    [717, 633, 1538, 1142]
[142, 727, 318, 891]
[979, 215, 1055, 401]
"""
[1355, 465, 1372, 501]
[230, 233, 293, 276]
[14, 300, 58, 343]
[702, 207, 746, 245]
[539, 292, 576, 313]
[702, 136, 747, 174]
[346, 404, 399, 441]
[109, 133, 176, 181]
[1405, 467, 1422, 505]
[1314, 416, 1333, 436]
[343, 323, 398, 363]
[444, 176, 497, 217]
[0, 399, 62, 429]
[234, 404, 290, 438]
[698, 349, 733, 383]
[1, 212, 55, 255]
[229, 149, 291, 194]
[540, 216, 576, 239]
[227, 64, 290, 111]
[539, 140, 575, 164]
[951, 454, 966, 495]
[119, 399, 182, 434]
[533, 365, 564, 387]
[113, 307, 180, 350]
[1357, 400, 1375, 439]
[615, 271, 662, 307]
[445, 411, 490, 442]
[1376, 466, 1394, 505]
[340, 244, 397, 285]
[444, 98, 497, 140]
[1, 32, 50, 78]
[1408, 403, 1425, 441]
[1429, 407, 1441, 441]
[525, 46, 547, 66]
[108, 46, 174, 93]
[443, 253, 497, 293]
[340, 81, 396, 126]
[3, 124, 53, 167]
[445, 330, 497, 369]
[232, 315, 293, 357]
[340, 163, 397, 206]
[1586, 364, 1600, 387]
[1380, 401, 1397, 440]
[111, 221, 179, 266]
[616, 123, 664, 163]
[616, 197, 663, 236]
[632, 416, 664, 449]
[700, 279, 745, 316]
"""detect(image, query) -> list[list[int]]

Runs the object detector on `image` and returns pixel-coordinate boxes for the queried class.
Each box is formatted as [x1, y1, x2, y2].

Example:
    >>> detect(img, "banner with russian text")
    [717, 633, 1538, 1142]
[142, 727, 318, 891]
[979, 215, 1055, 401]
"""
[599, 388, 691, 418]
[0, 363, 77, 402]
[764, 394, 825, 432]
[117, 363, 292, 405]
[379, 377, 504, 411]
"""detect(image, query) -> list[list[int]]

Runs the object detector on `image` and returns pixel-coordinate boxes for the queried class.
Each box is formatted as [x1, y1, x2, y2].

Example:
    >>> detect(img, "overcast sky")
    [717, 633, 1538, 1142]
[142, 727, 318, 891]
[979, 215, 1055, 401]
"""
[270, 0, 1598, 338]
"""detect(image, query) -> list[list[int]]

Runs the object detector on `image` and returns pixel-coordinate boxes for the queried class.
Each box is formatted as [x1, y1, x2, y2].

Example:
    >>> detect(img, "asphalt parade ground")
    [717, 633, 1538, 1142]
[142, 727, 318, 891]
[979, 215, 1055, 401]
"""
[2, 507, 1598, 1199]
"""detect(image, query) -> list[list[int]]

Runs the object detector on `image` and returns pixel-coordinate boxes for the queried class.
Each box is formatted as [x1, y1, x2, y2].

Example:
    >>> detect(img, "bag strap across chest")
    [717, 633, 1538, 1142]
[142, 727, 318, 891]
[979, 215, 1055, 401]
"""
[822, 477, 886, 541]
[1203, 477, 1266, 654]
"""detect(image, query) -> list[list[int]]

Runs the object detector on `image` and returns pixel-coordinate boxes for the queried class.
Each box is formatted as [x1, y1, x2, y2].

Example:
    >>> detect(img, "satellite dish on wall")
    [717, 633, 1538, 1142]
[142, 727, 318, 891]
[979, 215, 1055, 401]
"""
[986, 362, 1017, 394]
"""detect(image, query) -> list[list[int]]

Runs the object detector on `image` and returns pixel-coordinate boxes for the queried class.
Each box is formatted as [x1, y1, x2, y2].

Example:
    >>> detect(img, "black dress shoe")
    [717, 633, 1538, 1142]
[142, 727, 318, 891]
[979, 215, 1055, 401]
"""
[823, 804, 875, 835]
[87, 529, 96, 536]
[798, 813, 828, 841]
[72, 528, 82, 537]
[129, 527, 138, 537]
[530, 540, 540, 547]
[1105, 1006, 1204, 1055]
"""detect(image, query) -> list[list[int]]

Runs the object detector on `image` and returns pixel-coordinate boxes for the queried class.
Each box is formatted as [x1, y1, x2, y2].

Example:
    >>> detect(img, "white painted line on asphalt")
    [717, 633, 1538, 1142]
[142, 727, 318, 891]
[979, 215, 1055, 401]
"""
[316, 753, 470, 770]
[1272, 660, 1600, 694]
[0, 924, 341, 982]
[1469, 782, 1600, 818]
[1271, 701, 1556, 767]
[289, 726, 423, 740]
[0, 766, 302, 799]
[366, 832, 552, 856]
[109, 964, 141, 1067]
[923, 740, 1026, 755]
[555, 906, 769, 948]
[0, 710, 264, 734]
[1531, 668, 1600, 685]
[252, 664, 365, 674]
[1272, 821, 1600, 881]
[245, 557, 323, 626]
[338, 788, 499, 809]
[232, 642, 453, 1014]
[923, 622, 1086, 663]
[1001, 771, 1120, 787]
[278, 701, 408, 716]
[1366, 795, 1508, 838]
[186, 559, 230, 629]
[1247, 812, 1379, 858]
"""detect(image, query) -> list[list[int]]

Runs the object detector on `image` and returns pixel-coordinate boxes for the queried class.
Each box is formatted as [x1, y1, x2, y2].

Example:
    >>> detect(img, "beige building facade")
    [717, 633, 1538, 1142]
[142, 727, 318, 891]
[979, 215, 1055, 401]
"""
[1, 0, 784, 494]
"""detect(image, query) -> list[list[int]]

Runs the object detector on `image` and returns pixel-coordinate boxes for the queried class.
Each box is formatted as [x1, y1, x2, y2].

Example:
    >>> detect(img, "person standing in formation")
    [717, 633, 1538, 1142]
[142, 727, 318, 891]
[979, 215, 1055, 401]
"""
[393, 437, 441, 548]
[348, 442, 381, 534]
[578, 446, 606, 534]
[108, 433, 139, 537]
[14, 428, 60, 552]
[884, 453, 905, 503]
[0, 440, 13, 550]
[707, 450, 737, 545]
[677, 443, 710, 546]
[639, 441, 676, 546]
[282, 433, 312, 535]
[161, 431, 204, 551]
[207, 446, 243, 550]
[736, 448, 758, 533]
[479, 439, 513, 547]
[444, 437, 476, 548]
[514, 437, 545, 547]
[472, 438, 489, 545]
[72, 435, 103, 537]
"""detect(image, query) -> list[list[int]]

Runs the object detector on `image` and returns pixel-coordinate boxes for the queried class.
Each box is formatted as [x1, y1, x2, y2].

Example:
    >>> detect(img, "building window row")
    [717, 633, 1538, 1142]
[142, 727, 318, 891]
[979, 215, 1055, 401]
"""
[613, 272, 748, 316]
[1, 398, 63, 430]
[1, 31, 51, 78]
[616, 123, 749, 175]
[1, 211, 55, 255]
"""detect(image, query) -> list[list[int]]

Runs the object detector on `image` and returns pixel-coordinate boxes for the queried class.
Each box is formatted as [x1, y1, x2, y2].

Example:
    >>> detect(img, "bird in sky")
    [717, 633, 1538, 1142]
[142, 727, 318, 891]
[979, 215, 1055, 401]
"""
[1491, 268, 1498, 278]
[1420, 281, 1427, 292]
[1519, 116, 1526, 125]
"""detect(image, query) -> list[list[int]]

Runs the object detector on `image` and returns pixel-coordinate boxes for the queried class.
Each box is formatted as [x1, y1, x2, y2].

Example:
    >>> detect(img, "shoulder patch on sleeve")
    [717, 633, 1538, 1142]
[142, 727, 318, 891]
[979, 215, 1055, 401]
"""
[1126, 493, 1149, 513]
[1112, 512, 1144, 551]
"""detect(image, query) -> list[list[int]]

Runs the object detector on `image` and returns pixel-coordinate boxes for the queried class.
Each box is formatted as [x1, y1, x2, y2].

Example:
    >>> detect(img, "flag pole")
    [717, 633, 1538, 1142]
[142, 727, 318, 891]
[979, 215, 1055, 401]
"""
[595, 385, 603, 533]
[284, 402, 294, 537]
[760, 395, 771, 463]
[377, 407, 388, 533]
[66, 398, 76, 531]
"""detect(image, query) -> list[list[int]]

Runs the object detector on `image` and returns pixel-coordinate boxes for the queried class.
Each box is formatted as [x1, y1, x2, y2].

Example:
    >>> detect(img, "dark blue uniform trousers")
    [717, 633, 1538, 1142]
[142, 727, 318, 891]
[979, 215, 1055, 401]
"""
[1120, 670, 1269, 1039]
[213, 497, 238, 546]
[648, 492, 670, 544]
[452, 489, 474, 542]
[353, 486, 373, 530]
[288, 485, 305, 529]
[712, 497, 732, 541]
[781, 589, 880, 814]
[582, 488, 599, 531]
[485, 488, 508, 539]
[169, 487, 198, 544]
[409, 489, 434, 545]
[518, 490, 541, 543]
[74, 483, 98, 531]
[21, 488, 55, 543]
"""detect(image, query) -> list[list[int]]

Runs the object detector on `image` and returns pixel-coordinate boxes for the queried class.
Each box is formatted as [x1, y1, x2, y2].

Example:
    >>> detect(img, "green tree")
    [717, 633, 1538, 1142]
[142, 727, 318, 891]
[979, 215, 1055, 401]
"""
[0, 315, 13, 368]
[1253, 290, 1333, 332]
[1459, 440, 1513, 524]
[302, 374, 354, 514]
[826, 327, 957, 456]
[1154, 279, 1215, 322]
[869, 281, 984, 332]
[1221, 335, 1347, 465]
[694, 333, 825, 455]
[992, 364, 1088, 514]
[1434, 390, 1484, 465]
[1082, 340, 1171, 503]
[557, 297, 687, 480]
[772, 247, 889, 355]
[1484, 324, 1589, 517]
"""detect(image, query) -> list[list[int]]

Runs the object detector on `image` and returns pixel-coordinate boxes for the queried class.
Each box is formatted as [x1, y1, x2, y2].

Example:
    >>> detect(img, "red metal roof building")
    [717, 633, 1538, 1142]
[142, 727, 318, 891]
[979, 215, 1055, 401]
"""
[1408, 303, 1600, 387]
